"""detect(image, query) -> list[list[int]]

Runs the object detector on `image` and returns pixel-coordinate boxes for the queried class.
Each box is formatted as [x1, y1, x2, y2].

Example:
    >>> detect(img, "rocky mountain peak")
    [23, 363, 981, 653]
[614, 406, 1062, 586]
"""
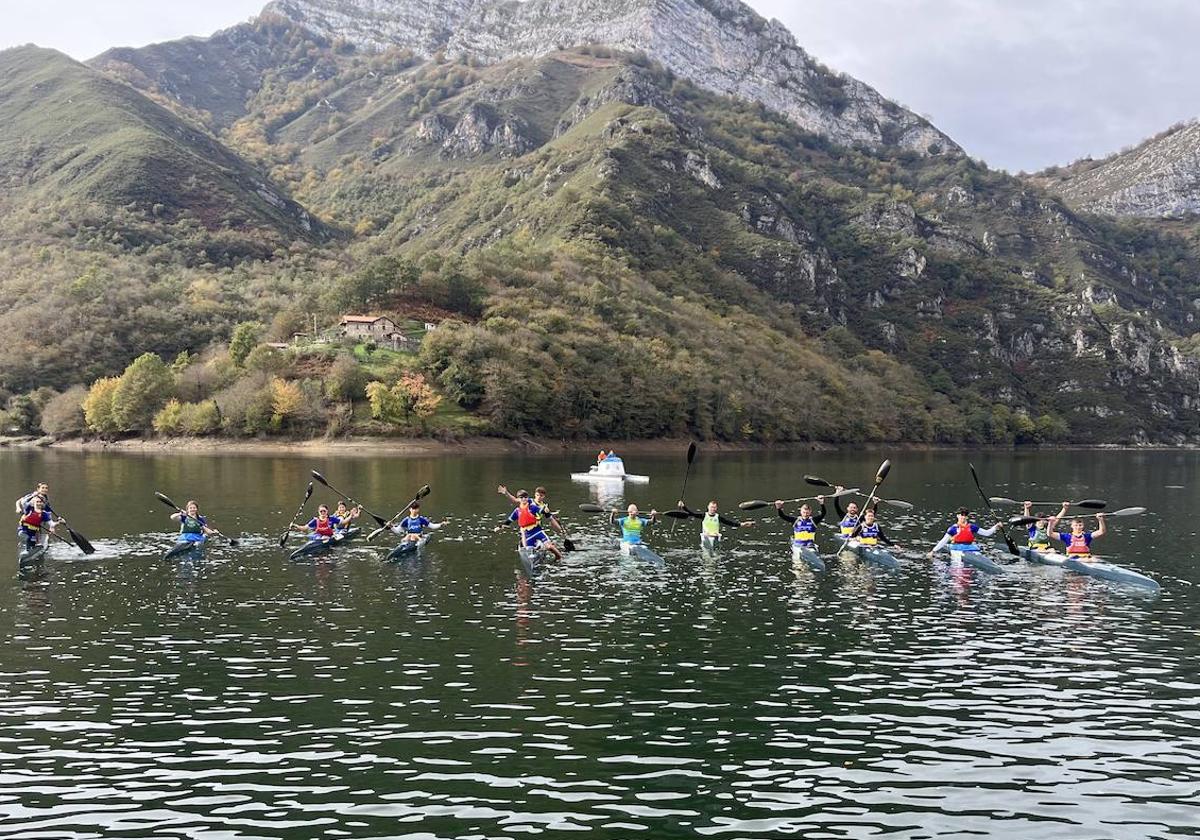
[260, 0, 959, 156]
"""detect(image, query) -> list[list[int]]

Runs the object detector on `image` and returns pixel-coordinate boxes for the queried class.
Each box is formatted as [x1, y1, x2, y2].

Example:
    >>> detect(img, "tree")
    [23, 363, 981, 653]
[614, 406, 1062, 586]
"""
[229, 322, 264, 367]
[366, 373, 442, 428]
[111, 353, 174, 432]
[271, 377, 304, 430]
[83, 377, 122, 435]
[40, 386, 88, 438]
[326, 352, 367, 403]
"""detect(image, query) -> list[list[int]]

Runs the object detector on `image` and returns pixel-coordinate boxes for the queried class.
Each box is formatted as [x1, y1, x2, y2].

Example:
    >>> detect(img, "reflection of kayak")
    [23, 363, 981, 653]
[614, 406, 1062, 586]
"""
[791, 544, 825, 571]
[570, 455, 649, 483]
[289, 527, 361, 560]
[620, 542, 662, 562]
[1063, 557, 1160, 591]
[387, 534, 430, 561]
[18, 544, 47, 567]
[947, 548, 1005, 574]
[844, 540, 899, 569]
[164, 539, 205, 560]
[701, 534, 720, 553]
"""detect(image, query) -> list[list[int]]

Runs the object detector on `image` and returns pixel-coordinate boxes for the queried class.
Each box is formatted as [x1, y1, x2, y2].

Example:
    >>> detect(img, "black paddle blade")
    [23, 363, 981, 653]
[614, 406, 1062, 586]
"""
[665, 510, 692, 520]
[1075, 499, 1107, 510]
[578, 503, 607, 513]
[1009, 515, 1038, 526]
[417, 485, 432, 499]
[875, 460, 892, 484]
[304, 483, 314, 499]
[739, 500, 770, 511]
[310, 470, 329, 486]
[279, 533, 290, 548]
[686, 442, 697, 464]
[228, 537, 241, 547]
[804, 475, 833, 488]
[66, 527, 96, 555]
[563, 537, 577, 552]
[154, 492, 181, 511]
[366, 511, 389, 528]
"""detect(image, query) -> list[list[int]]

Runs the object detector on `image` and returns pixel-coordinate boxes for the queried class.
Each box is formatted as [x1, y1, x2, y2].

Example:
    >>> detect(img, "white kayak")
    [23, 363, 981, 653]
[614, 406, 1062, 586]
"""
[1022, 546, 1159, 590]
[620, 542, 663, 562]
[701, 534, 720, 552]
[941, 547, 1006, 574]
[570, 455, 649, 483]
[791, 544, 825, 572]
[843, 540, 900, 570]
[1020, 545, 1066, 566]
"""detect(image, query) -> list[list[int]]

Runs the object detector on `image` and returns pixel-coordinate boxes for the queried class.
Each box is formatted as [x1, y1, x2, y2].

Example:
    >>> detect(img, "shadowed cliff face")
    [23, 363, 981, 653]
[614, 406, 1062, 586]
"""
[260, 0, 959, 157]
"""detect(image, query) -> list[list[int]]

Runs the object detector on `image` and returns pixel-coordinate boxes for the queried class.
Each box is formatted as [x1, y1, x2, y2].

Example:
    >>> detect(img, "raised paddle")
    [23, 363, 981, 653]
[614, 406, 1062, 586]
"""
[309, 470, 390, 528]
[279, 482, 315, 547]
[1008, 507, 1145, 525]
[672, 442, 698, 534]
[367, 485, 433, 541]
[876, 498, 915, 511]
[838, 460, 891, 553]
[580, 503, 661, 516]
[739, 487, 860, 511]
[990, 497, 1107, 510]
[968, 463, 1018, 556]
[154, 492, 240, 547]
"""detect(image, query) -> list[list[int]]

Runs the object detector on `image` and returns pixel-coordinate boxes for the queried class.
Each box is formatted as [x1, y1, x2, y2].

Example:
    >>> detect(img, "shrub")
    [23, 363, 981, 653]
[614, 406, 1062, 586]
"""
[366, 373, 442, 428]
[245, 344, 291, 374]
[179, 400, 220, 435]
[153, 399, 184, 434]
[111, 353, 173, 432]
[215, 372, 274, 435]
[40, 386, 88, 438]
[270, 377, 304, 429]
[326, 351, 367, 403]
[83, 377, 122, 435]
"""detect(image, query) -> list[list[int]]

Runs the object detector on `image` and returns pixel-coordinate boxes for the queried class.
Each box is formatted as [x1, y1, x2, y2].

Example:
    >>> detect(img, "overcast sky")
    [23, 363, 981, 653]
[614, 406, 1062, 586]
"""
[3, 0, 1197, 172]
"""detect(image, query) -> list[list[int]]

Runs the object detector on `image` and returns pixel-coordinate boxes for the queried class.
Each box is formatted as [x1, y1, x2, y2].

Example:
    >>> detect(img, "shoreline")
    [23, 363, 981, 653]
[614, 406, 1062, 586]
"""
[1, 435, 1197, 458]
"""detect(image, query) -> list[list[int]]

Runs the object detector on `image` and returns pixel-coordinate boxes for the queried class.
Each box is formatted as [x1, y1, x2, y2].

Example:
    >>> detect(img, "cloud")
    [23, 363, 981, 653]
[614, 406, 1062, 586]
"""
[750, 0, 1200, 171]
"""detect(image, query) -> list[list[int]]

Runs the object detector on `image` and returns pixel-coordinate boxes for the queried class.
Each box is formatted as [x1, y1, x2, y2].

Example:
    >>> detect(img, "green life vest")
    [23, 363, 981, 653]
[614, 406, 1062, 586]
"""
[619, 516, 646, 543]
[702, 513, 721, 537]
[179, 515, 204, 536]
[1029, 525, 1051, 548]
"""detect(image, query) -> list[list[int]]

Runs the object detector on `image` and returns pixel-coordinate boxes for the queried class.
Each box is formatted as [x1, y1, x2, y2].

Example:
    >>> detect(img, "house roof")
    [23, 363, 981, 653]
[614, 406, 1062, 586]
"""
[340, 315, 394, 324]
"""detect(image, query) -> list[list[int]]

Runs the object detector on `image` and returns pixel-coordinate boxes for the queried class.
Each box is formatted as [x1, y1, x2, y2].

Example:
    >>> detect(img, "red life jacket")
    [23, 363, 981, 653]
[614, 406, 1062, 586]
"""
[313, 517, 334, 538]
[517, 507, 538, 529]
[951, 525, 976, 545]
[20, 511, 43, 530]
[1064, 532, 1091, 555]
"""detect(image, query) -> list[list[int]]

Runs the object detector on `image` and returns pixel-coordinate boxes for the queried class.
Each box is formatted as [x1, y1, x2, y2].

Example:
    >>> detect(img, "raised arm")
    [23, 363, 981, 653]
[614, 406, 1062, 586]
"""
[1094, 512, 1107, 539]
[776, 501, 798, 525]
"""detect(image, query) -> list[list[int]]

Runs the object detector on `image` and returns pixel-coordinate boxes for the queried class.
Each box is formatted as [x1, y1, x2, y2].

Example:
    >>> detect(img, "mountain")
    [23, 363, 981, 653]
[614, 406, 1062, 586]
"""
[3, 0, 1200, 444]
[0, 45, 324, 243]
[1036, 120, 1200, 218]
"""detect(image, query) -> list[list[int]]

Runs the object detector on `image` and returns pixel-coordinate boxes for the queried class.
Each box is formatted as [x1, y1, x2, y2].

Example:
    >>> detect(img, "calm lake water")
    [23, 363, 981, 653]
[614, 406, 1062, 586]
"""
[0, 447, 1197, 839]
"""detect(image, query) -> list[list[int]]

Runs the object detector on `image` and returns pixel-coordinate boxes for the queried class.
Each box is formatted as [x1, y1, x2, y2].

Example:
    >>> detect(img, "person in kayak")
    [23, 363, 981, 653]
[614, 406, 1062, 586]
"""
[776, 497, 827, 552]
[391, 501, 445, 544]
[171, 500, 219, 545]
[291, 504, 342, 542]
[1047, 502, 1107, 557]
[928, 508, 1000, 557]
[499, 485, 567, 544]
[501, 490, 563, 560]
[18, 496, 58, 553]
[832, 487, 877, 538]
[1022, 501, 1053, 549]
[612, 504, 659, 548]
[856, 508, 900, 549]
[332, 501, 361, 536]
[683, 500, 752, 543]
[15, 482, 53, 515]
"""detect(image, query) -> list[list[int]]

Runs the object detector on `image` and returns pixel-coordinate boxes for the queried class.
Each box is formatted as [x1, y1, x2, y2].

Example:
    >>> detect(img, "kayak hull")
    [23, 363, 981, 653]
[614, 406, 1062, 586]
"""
[18, 545, 47, 567]
[518, 545, 548, 575]
[1020, 546, 1066, 566]
[845, 540, 900, 569]
[1063, 557, 1160, 591]
[163, 540, 205, 561]
[620, 542, 663, 563]
[289, 527, 361, 561]
[947, 549, 1006, 574]
[700, 534, 720, 552]
[387, 534, 430, 561]
[791, 544, 825, 572]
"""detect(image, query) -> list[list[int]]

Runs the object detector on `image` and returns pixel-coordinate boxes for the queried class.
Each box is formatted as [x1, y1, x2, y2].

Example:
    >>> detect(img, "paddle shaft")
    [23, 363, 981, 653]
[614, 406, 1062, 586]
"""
[367, 485, 433, 542]
[280, 482, 315, 547]
[673, 443, 698, 534]
[968, 464, 1018, 556]
[310, 471, 389, 528]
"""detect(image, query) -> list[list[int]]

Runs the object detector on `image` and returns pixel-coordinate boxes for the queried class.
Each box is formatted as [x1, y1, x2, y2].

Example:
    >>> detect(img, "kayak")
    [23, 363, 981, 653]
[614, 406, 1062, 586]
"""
[947, 548, 1006, 574]
[844, 540, 900, 570]
[620, 542, 663, 562]
[289, 527, 361, 561]
[518, 544, 548, 575]
[1020, 545, 1066, 566]
[791, 544, 825, 572]
[1062, 557, 1160, 591]
[570, 455, 649, 483]
[701, 534, 720, 553]
[386, 533, 430, 561]
[17, 544, 47, 567]
[163, 539, 205, 560]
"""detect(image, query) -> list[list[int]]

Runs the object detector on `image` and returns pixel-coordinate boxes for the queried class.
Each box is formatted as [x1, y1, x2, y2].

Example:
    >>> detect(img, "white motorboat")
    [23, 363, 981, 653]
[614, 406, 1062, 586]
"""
[570, 454, 649, 483]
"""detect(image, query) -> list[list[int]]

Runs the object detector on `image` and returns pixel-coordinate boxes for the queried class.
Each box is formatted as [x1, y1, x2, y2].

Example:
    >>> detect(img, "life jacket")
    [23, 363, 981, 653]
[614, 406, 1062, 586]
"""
[19, 511, 44, 534]
[517, 506, 539, 530]
[1064, 531, 1092, 556]
[534, 500, 551, 529]
[792, 517, 817, 547]
[858, 523, 880, 545]
[1028, 524, 1050, 549]
[312, 516, 335, 538]
[179, 515, 205, 536]
[401, 516, 426, 534]
[950, 524, 977, 545]
[620, 516, 645, 543]
[840, 514, 858, 537]
[702, 513, 721, 537]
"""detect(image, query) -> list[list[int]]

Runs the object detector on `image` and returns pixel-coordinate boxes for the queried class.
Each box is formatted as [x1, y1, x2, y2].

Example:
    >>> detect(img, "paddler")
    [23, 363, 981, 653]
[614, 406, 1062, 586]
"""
[391, 501, 445, 543]
[684, 500, 752, 544]
[291, 504, 341, 542]
[1022, 501, 1053, 549]
[855, 507, 900, 549]
[15, 482, 53, 515]
[170, 499, 219, 546]
[500, 490, 563, 560]
[612, 503, 659, 550]
[928, 508, 1001, 557]
[332, 500, 361, 535]
[1047, 502, 1107, 557]
[499, 485, 567, 544]
[833, 487, 876, 539]
[18, 495, 57, 553]
[776, 496, 827, 553]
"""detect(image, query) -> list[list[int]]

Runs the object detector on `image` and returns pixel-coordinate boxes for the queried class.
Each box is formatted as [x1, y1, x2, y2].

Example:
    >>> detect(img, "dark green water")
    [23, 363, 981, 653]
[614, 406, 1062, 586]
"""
[1, 448, 1197, 839]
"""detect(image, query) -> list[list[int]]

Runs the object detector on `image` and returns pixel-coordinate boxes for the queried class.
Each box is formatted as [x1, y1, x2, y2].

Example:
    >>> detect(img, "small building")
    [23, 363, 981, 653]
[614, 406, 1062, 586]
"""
[340, 315, 400, 339]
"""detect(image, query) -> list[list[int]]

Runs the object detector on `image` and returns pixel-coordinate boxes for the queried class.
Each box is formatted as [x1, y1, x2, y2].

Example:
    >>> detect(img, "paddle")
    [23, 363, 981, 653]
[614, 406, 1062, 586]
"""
[838, 460, 891, 553]
[367, 485, 433, 542]
[581, 503, 661, 516]
[876, 498, 915, 511]
[49, 511, 96, 555]
[1008, 506, 1145, 525]
[990, 497, 1107, 510]
[738, 487, 860, 511]
[672, 442, 698, 534]
[279, 482, 315, 548]
[154, 492, 240, 547]
[310, 470, 389, 528]
[968, 463, 1018, 556]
